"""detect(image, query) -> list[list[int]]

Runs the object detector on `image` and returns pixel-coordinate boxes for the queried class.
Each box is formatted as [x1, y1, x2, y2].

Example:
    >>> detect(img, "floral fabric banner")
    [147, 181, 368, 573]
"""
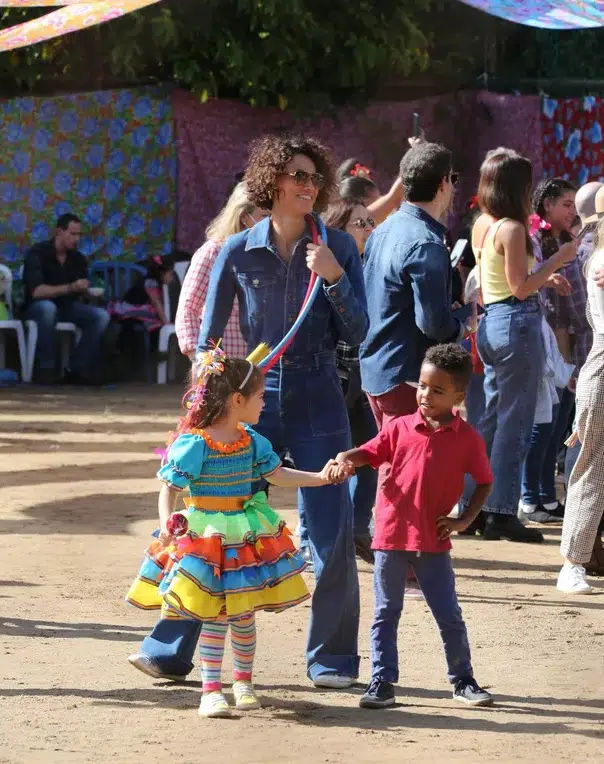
[541, 97, 604, 185]
[458, 1, 604, 29]
[0, 87, 176, 263]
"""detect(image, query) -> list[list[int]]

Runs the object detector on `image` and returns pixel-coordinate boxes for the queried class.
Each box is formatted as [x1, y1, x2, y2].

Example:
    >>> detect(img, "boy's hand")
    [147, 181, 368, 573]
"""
[319, 459, 355, 484]
[436, 515, 467, 541]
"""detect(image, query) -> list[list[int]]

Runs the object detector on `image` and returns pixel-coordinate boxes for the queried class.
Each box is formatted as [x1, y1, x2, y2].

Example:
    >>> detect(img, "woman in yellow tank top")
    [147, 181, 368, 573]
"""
[459, 148, 577, 543]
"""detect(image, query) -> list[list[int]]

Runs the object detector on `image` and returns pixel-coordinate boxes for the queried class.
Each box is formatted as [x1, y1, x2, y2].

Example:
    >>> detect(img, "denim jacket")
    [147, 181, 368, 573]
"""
[360, 202, 461, 396]
[198, 216, 368, 360]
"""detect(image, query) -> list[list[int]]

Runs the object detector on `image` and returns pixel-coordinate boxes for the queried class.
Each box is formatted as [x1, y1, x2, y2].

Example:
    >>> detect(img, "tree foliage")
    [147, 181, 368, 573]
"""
[0, 0, 432, 109]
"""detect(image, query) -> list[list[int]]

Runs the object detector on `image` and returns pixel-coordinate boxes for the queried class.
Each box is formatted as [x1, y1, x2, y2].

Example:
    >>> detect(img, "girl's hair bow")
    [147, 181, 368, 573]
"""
[528, 214, 552, 236]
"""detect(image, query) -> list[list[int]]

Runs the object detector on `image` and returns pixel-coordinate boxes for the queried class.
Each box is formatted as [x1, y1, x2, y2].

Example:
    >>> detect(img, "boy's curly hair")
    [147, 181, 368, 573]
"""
[423, 343, 473, 391]
[244, 133, 336, 213]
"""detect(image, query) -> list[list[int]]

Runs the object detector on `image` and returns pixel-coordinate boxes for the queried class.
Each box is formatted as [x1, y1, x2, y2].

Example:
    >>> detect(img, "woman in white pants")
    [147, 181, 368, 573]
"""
[558, 208, 604, 594]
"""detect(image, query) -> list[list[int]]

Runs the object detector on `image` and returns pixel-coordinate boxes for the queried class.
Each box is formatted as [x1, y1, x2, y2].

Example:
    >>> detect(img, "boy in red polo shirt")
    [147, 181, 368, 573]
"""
[326, 343, 493, 709]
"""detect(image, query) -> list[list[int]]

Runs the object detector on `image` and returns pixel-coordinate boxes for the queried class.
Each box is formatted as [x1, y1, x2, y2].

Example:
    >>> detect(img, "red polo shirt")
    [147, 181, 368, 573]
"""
[359, 410, 493, 553]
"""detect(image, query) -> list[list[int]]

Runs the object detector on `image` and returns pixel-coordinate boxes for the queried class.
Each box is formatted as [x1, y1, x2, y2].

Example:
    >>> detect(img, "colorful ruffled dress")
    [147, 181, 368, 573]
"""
[126, 424, 310, 621]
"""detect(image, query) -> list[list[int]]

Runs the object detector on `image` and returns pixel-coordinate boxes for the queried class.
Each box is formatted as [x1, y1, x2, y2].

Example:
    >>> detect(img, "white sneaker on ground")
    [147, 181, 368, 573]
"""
[232, 680, 261, 710]
[198, 691, 232, 718]
[557, 563, 593, 595]
[313, 674, 356, 689]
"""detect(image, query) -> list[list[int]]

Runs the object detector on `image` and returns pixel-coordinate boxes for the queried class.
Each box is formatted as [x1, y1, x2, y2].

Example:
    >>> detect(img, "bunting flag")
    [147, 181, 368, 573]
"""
[457, 1, 604, 29]
[0, 1, 161, 52]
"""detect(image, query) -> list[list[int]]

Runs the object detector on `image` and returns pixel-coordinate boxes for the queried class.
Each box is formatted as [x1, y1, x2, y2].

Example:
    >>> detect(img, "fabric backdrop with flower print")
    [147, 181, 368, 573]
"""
[0, 87, 176, 263]
[457, 1, 604, 29]
[541, 96, 604, 185]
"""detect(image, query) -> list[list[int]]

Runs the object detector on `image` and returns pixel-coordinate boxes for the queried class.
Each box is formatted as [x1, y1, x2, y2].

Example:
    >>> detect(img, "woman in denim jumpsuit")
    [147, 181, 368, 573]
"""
[130, 135, 368, 688]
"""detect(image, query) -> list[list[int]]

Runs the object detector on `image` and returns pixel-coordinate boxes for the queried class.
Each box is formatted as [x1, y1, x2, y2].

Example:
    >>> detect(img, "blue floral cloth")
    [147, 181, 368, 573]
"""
[0, 87, 176, 264]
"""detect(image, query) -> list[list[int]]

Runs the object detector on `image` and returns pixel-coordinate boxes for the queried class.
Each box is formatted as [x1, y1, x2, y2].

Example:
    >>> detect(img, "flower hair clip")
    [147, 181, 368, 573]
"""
[350, 163, 372, 179]
[528, 214, 552, 236]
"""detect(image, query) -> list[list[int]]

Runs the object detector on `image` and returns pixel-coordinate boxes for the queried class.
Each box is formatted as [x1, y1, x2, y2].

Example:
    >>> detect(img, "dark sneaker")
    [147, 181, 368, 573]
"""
[518, 507, 562, 525]
[545, 502, 565, 520]
[483, 514, 544, 543]
[458, 511, 486, 536]
[453, 677, 493, 707]
[127, 653, 187, 682]
[359, 678, 396, 709]
[354, 535, 375, 565]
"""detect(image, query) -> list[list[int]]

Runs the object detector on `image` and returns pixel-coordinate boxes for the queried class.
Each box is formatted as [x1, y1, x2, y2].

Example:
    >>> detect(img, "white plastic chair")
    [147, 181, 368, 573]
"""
[25, 320, 81, 382]
[0, 265, 29, 382]
[157, 261, 189, 384]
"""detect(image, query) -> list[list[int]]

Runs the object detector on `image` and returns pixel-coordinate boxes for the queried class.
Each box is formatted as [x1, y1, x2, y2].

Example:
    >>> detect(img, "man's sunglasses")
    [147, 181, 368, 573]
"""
[284, 170, 326, 190]
[350, 217, 376, 230]
[449, 172, 460, 186]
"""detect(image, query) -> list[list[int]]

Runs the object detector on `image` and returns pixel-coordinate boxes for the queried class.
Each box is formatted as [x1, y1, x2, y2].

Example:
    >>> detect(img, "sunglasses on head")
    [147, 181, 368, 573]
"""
[284, 170, 326, 190]
[350, 217, 376, 230]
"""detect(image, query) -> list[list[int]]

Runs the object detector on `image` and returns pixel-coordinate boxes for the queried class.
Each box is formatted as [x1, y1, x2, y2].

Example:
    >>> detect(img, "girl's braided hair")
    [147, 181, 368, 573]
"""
[532, 177, 576, 260]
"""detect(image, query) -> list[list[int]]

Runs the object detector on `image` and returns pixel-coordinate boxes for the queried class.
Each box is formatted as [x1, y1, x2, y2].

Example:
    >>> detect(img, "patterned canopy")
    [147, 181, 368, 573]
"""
[457, 1, 604, 29]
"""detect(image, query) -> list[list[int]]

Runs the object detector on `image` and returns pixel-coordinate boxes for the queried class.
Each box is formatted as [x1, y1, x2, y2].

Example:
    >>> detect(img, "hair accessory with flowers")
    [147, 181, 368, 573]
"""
[187, 340, 226, 409]
[350, 163, 372, 179]
[152, 255, 162, 265]
[528, 214, 552, 236]
[468, 195, 479, 210]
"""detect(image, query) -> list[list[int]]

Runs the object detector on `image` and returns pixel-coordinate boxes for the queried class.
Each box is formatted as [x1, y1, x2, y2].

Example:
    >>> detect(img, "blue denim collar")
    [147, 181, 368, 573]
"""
[400, 202, 447, 239]
[245, 216, 313, 252]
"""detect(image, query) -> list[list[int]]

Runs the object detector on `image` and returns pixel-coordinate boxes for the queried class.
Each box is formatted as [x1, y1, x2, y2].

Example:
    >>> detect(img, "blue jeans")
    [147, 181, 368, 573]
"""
[140, 357, 360, 681]
[462, 298, 543, 515]
[371, 550, 472, 684]
[521, 402, 560, 506]
[26, 299, 110, 375]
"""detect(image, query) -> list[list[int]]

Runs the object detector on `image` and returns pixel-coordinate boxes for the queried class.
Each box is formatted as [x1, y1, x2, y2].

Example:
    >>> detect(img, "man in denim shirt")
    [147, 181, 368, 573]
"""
[360, 142, 462, 427]
[129, 135, 368, 691]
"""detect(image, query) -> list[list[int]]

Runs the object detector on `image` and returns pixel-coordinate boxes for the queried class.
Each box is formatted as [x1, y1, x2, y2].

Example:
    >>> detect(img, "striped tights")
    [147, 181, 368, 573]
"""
[199, 614, 256, 692]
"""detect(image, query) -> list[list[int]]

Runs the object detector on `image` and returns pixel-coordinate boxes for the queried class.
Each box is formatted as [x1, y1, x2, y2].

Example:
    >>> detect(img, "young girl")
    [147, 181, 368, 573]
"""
[110, 254, 174, 332]
[126, 345, 338, 718]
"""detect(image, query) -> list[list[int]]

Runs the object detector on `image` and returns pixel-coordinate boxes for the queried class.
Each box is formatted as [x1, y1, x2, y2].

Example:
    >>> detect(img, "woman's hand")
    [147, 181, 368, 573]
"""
[594, 266, 604, 290]
[306, 237, 344, 285]
[547, 273, 572, 296]
[557, 240, 578, 266]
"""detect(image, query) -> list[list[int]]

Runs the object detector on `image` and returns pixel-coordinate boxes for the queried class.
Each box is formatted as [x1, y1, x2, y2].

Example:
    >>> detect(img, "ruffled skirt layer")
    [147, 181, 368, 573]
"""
[126, 494, 310, 621]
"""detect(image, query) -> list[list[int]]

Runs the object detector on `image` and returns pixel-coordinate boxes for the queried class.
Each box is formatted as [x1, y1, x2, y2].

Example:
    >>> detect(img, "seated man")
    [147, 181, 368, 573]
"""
[23, 213, 110, 384]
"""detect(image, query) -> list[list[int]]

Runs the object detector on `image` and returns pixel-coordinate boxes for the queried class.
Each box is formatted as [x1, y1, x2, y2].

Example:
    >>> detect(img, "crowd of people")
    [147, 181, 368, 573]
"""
[18, 127, 604, 717]
[118, 130, 604, 720]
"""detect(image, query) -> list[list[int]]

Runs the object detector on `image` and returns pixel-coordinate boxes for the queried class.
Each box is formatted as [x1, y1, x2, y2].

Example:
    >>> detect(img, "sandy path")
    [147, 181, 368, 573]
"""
[0, 387, 602, 764]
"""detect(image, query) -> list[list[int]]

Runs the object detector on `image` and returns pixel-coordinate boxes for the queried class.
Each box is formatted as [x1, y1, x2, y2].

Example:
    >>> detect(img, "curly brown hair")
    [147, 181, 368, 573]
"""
[244, 133, 336, 213]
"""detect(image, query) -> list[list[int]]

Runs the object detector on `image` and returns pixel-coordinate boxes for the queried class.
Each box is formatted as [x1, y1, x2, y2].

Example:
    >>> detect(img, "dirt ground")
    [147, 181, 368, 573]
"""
[0, 387, 602, 764]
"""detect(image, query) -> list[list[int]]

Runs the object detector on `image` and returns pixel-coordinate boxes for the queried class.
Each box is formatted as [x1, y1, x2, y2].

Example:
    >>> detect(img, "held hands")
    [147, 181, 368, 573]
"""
[319, 458, 356, 484]
[306, 237, 344, 285]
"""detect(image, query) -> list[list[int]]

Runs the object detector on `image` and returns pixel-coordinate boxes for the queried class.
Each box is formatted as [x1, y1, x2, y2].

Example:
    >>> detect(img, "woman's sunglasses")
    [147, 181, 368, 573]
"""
[284, 170, 326, 190]
[350, 217, 376, 230]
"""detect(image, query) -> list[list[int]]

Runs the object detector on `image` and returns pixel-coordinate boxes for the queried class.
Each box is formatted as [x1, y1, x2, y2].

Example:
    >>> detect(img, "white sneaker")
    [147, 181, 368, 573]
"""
[557, 563, 593, 595]
[313, 674, 355, 689]
[198, 691, 232, 718]
[232, 680, 261, 710]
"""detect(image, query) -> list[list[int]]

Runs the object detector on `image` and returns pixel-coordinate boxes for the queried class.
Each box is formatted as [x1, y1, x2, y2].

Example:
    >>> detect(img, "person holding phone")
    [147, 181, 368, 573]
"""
[457, 149, 577, 543]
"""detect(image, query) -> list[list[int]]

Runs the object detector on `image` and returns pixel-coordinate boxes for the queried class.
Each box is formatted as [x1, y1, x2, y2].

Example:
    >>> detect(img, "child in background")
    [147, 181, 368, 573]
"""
[324, 344, 494, 709]
[109, 254, 174, 332]
[126, 346, 341, 718]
